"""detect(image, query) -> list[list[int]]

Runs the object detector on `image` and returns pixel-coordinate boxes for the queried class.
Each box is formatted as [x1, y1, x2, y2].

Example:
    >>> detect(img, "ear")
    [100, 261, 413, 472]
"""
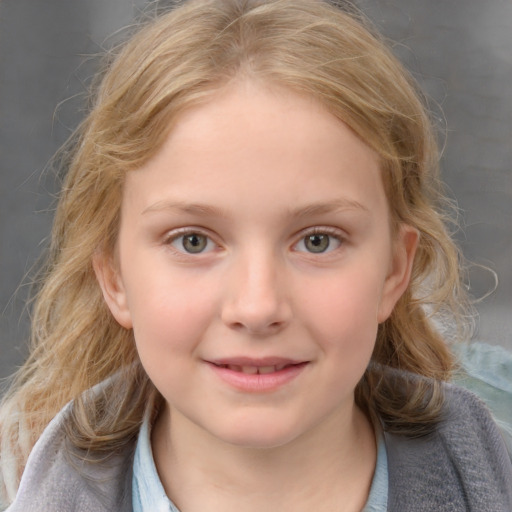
[377, 224, 419, 323]
[93, 251, 133, 329]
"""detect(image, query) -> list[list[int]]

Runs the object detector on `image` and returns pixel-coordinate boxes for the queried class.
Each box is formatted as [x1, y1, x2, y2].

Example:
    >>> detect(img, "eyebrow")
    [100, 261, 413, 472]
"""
[142, 201, 229, 218]
[141, 198, 369, 218]
[288, 199, 370, 218]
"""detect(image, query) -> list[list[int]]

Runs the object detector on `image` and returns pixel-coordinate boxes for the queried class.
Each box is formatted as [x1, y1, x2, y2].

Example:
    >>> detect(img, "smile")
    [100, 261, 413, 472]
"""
[214, 363, 293, 374]
[206, 358, 309, 392]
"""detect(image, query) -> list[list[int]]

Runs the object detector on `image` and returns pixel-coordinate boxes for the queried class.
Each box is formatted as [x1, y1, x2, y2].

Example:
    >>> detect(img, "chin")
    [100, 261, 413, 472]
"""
[210, 417, 305, 450]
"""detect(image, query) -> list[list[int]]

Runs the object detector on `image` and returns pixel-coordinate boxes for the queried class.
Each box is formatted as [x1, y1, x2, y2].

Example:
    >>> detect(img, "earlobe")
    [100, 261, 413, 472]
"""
[93, 252, 133, 329]
[377, 224, 419, 323]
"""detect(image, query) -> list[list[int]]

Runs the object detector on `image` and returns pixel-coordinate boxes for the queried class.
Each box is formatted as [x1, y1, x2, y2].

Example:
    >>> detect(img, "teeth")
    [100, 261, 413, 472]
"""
[258, 366, 276, 374]
[220, 364, 293, 374]
[241, 366, 258, 375]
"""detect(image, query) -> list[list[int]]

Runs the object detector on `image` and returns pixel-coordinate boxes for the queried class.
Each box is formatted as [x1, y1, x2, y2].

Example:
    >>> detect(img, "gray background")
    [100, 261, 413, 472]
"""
[1, 0, 511, 383]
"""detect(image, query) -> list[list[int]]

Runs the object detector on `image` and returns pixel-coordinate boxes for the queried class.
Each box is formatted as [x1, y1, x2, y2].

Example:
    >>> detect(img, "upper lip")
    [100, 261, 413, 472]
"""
[207, 356, 306, 367]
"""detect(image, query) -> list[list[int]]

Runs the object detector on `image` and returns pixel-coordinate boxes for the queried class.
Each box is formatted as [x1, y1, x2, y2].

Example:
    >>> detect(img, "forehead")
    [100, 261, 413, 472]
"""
[122, 80, 388, 221]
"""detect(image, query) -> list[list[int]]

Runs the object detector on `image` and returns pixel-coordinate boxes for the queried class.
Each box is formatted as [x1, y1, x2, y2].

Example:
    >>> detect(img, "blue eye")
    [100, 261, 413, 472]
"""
[170, 232, 215, 254]
[294, 232, 342, 254]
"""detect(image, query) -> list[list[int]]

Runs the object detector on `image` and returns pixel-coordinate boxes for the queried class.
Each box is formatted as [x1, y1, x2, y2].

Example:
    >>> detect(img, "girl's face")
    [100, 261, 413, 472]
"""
[96, 81, 416, 449]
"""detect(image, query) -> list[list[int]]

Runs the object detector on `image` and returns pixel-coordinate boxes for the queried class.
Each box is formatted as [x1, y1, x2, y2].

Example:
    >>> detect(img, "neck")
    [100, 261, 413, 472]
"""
[152, 403, 377, 512]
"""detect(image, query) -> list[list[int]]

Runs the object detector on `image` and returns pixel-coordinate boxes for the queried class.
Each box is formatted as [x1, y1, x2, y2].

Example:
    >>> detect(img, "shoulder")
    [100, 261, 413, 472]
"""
[385, 381, 512, 512]
[4, 400, 135, 512]
[452, 340, 512, 457]
[438, 383, 511, 475]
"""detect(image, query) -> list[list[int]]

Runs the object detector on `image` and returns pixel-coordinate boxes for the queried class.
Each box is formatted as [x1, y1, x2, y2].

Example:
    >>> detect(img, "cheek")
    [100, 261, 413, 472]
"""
[297, 267, 384, 353]
[128, 281, 221, 402]
[122, 264, 220, 363]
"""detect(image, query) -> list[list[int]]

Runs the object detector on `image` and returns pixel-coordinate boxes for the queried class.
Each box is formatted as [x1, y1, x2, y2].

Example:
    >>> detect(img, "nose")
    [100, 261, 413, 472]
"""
[221, 250, 292, 336]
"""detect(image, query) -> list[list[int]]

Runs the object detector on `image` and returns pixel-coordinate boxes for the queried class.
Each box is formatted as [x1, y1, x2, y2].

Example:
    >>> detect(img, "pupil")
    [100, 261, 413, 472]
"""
[183, 234, 207, 253]
[306, 234, 329, 253]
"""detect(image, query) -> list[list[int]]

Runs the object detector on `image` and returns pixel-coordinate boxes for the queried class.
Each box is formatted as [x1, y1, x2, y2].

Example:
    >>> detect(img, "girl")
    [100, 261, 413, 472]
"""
[1, 0, 511, 510]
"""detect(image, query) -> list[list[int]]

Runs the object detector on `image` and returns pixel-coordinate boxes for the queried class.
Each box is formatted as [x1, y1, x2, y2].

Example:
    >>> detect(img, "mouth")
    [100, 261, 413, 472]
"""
[212, 363, 301, 375]
[206, 358, 309, 392]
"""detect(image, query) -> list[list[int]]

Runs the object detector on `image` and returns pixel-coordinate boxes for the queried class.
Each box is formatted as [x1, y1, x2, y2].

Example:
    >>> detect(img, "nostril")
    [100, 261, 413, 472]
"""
[221, 295, 292, 334]
[226, 319, 286, 336]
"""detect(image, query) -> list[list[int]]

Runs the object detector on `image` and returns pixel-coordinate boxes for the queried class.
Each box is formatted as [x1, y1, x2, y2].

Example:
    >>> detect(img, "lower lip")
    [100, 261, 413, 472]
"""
[207, 362, 308, 392]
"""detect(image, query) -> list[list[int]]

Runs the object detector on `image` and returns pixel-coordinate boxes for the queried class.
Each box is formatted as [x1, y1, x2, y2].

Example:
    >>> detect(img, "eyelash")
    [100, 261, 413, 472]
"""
[163, 226, 346, 256]
[164, 228, 218, 255]
[292, 227, 345, 255]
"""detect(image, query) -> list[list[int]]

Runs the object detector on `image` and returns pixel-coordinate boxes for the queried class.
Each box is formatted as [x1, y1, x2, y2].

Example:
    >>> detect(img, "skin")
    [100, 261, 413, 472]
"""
[95, 80, 418, 511]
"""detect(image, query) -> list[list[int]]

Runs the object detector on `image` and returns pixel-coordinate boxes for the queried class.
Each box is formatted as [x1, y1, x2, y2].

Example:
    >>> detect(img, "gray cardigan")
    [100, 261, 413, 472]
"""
[5, 384, 512, 511]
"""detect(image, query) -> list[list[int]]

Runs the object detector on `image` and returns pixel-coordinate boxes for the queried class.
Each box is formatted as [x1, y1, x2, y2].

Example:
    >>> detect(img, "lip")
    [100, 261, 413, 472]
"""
[205, 357, 309, 393]
[209, 356, 303, 367]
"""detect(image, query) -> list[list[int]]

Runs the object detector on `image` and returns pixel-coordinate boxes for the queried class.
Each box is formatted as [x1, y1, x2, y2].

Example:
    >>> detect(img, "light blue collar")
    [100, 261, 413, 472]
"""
[132, 411, 179, 512]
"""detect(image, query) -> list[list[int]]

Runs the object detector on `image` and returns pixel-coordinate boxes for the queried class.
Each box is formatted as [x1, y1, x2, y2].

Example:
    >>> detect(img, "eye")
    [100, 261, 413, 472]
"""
[169, 232, 216, 254]
[294, 231, 343, 254]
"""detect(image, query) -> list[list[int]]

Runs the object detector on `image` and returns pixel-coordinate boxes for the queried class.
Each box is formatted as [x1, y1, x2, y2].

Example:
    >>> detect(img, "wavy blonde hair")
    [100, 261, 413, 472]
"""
[1, 0, 472, 502]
